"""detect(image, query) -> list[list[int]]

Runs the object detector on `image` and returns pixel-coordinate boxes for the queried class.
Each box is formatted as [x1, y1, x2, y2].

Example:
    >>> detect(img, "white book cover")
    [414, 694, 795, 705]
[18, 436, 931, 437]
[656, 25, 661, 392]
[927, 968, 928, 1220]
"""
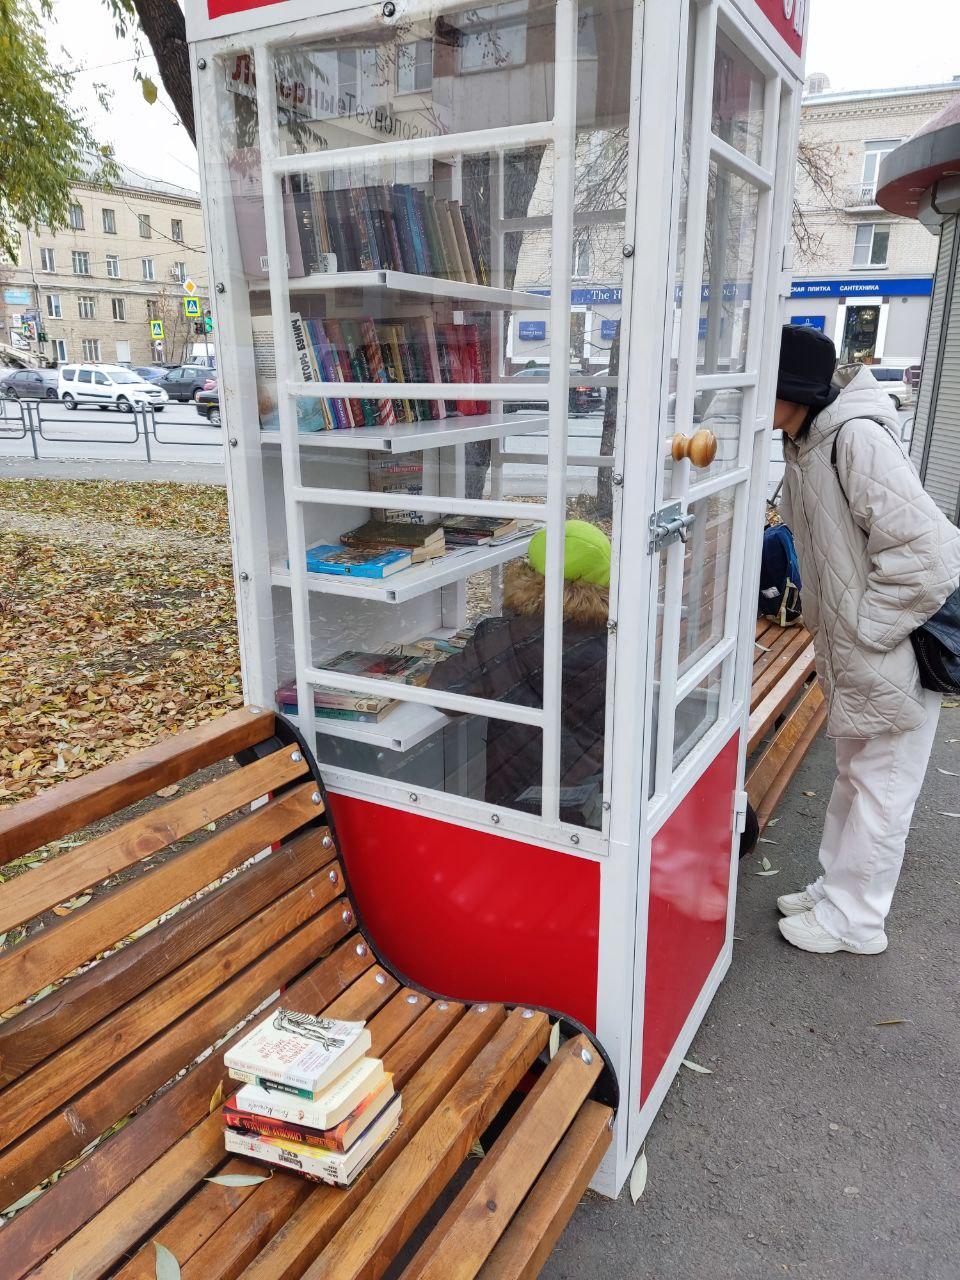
[224, 1009, 371, 1096]
[235, 1057, 386, 1130]
[224, 1096, 401, 1186]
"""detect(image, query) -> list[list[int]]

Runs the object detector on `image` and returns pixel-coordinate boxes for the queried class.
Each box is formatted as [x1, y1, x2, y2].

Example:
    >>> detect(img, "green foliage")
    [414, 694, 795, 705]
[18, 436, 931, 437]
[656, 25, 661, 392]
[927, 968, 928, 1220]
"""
[0, 0, 117, 261]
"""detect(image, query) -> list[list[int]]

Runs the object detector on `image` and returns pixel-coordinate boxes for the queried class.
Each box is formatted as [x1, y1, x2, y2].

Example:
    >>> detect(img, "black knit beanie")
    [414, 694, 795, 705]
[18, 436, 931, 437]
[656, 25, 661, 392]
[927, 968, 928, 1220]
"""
[777, 324, 840, 410]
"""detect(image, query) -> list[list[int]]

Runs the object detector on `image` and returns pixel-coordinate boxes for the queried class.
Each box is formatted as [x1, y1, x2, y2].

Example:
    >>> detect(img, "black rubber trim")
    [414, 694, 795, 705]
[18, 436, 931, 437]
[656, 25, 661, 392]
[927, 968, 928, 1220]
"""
[242, 712, 620, 1114]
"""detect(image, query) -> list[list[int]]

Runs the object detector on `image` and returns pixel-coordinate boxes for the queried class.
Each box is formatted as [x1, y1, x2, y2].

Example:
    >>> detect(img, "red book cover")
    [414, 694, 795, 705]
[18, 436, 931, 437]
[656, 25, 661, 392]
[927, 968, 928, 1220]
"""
[223, 1080, 393, 1154]
[458, 322, 485, 415]
[323, 319, 363, 427]
[437, 323, 474, 416]
[359, 318, 397, 427]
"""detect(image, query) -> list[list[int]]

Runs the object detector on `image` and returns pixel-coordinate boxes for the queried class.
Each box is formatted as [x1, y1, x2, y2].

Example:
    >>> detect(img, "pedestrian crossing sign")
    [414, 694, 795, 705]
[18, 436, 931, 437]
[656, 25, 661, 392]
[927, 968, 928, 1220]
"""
[150, 320, 164, 339]
[183, 296, 201, 318]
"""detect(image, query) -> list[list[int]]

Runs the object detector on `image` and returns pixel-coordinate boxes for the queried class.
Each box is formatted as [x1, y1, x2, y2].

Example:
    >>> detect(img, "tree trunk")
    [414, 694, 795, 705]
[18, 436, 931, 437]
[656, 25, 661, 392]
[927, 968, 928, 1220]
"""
[132, 0, 195, 144]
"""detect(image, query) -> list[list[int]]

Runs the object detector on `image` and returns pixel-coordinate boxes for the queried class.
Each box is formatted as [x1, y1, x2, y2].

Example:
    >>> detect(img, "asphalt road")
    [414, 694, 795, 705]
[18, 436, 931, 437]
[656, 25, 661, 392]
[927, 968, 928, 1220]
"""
[546, 703, 960, 1280]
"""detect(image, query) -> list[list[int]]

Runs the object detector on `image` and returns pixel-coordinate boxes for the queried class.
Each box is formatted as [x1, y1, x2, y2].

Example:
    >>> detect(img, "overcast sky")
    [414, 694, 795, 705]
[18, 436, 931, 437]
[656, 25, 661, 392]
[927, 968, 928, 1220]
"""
[48, 0, 960, 190]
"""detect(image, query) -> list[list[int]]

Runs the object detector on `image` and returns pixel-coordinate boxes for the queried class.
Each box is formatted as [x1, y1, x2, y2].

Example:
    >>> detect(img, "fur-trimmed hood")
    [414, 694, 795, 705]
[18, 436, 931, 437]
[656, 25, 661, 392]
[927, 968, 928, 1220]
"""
[503, 562, 609, 628]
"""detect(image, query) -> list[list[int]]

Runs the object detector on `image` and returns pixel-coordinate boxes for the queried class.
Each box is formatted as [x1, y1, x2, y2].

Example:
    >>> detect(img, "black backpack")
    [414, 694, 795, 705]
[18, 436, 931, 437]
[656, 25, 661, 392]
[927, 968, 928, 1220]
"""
[831, 426, 960, 696]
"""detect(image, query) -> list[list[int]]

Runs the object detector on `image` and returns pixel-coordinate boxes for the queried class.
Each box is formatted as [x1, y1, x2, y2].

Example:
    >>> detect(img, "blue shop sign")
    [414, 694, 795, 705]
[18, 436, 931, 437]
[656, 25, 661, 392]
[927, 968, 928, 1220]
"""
[526, 287, 623, 305]
[518, 320, 546, 341]
[4, 288, 32, 305]
[600, 318, 619, 341]
[790, 315, 826, 331]
[790, 277, 933, 299]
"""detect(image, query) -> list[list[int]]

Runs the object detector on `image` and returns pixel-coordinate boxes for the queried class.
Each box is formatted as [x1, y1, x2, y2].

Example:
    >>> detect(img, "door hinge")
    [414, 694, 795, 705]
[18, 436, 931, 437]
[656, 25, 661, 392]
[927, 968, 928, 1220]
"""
[648, 501, 696, 554]
[734, 789, 749, 833]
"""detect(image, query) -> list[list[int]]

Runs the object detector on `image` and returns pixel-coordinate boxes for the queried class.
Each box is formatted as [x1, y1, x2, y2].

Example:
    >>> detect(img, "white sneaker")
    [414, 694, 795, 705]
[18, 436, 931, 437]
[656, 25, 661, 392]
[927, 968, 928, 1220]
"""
[778, 910, 887, 955]
[777, 889, 818, 917]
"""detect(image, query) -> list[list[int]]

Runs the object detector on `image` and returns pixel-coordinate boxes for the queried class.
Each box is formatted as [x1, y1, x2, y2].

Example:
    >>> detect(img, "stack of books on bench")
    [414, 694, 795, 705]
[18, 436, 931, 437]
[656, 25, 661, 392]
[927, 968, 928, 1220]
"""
[221, 1008, 400, 1187]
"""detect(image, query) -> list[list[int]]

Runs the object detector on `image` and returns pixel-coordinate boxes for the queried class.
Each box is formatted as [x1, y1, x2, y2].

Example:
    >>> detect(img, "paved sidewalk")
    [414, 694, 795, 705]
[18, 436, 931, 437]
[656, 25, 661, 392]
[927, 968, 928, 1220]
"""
[548, 704, 960, 1280]
[0, 457, 225, 485]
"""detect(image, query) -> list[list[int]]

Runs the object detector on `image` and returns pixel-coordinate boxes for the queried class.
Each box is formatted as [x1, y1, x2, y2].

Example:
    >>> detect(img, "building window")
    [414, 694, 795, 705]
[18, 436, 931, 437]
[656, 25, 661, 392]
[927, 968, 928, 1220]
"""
[146, 298, 160, 320]
[573, 237, 591, 278]
[459, 3, 527, 74]
[52, 338, 68, 363]
[72, 250, 91, 275]
[171, 261, 186, 283]
[111, 297, 126, 321]
[396, 39, 432, 93]
[138, 214, 152, 238]
[860, 140, 900, 201]
[853, 222, 890, 267]
[106, 254, 121, 278]
[171, 218, 183, 242]
[40, 247, 56, 272]
[78, 295, 96, 319]
[69, 203, 84, 230]
[102, 207, 117, 234]
[46, 294, 62, 319]
[142, 257, 156, 281]
[82, 338, 101, 362]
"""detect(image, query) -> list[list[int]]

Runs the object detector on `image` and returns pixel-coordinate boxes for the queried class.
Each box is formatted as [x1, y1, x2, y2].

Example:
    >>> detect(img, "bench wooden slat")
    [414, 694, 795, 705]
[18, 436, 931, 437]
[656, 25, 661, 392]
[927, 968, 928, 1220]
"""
[0, 898, 353, 1209]
[399, 1034, 602, 1280]
[0, 782, 321, 1015]
[0, 745, 307, 934]
[749, 627, 812, 711]
[755, 694, 828, 831]
[747, 681, 825, 813]
[0, 934, 371, 1278]
[0, 863, 344, 1151]
[239, 1003, 495, 1280]
[304, 1008, 550, 1280]
[0, 707, 276, 862]
[476, 1102, 613, 1280]
[750, 623, 797, 681]
[0, 829, 335, 1087]
[747, 641, 816, 753]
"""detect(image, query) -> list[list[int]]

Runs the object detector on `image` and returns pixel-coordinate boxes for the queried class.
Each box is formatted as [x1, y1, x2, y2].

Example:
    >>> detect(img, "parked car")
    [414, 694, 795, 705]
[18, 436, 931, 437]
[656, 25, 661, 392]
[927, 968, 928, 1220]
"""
[153, 364, 216, 402]
[58, 365, 169, 412]
[870, 365, 916, 410]
[130, 366, 168, 383]
[0, 367, 60, 399]
[504, 367, 603, 416]
[194, 387, 221, 426]
[905, 364, 922, 390]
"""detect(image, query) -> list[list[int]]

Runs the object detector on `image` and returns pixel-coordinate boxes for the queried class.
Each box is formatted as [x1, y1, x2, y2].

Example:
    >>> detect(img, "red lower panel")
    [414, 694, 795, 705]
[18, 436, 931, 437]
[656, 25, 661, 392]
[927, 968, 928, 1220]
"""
[640, 733, 739, 1104]
[328, 795, 600, 1031]
[207, 0, 286, 18]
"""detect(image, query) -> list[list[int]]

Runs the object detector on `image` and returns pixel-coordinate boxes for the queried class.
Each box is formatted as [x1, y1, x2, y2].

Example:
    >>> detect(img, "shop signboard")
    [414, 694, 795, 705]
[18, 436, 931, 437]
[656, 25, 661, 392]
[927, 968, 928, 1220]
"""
[790, 315, 825, 330]
[518, 321, 546, 341]
[600, 319, 619, 341]
[3, 288, 32, 306]
[791, 277, 933, 299]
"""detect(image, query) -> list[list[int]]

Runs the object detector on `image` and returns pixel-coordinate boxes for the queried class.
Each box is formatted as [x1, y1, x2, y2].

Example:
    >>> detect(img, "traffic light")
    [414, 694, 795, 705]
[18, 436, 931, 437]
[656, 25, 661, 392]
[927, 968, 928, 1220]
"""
[193, 321, 204, 336]
[204, 311, 213, 334]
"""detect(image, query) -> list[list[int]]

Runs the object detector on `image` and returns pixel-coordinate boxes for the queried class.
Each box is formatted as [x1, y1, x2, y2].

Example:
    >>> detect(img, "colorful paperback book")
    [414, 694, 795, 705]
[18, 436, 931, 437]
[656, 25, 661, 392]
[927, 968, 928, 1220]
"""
[224, 1009, 371, 1098]
[275, 681, 396, 717]
[224, 1077, 395, 1153]
[340, 518, 444, 553]
[233, 1057, 386, 1130]
[223, 1095, 402, 1187]
[324, 650, 434, 686]
[303, 544, 412, 579]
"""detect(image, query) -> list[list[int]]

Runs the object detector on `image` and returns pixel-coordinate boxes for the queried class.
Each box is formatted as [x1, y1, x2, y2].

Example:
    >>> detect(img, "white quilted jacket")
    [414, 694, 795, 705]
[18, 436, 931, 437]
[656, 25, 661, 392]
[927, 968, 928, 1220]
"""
[781, 364, 960, 738]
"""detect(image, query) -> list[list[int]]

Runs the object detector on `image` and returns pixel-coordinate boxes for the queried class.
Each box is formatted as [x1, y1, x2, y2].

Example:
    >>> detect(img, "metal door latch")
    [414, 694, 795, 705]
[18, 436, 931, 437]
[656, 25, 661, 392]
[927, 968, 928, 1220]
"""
[648, 501, 696, 553]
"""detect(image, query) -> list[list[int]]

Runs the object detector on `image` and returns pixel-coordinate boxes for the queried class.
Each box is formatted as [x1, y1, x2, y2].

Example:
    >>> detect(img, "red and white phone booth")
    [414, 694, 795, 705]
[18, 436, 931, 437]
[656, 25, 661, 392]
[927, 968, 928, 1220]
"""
[187, 0, 807, 1194]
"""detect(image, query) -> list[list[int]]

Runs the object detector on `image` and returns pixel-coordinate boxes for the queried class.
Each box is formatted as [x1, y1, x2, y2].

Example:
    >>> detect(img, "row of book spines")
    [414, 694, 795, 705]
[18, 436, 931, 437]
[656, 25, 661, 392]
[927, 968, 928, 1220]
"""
[297, 315, 487, 429]
[289, 180, 489, 286]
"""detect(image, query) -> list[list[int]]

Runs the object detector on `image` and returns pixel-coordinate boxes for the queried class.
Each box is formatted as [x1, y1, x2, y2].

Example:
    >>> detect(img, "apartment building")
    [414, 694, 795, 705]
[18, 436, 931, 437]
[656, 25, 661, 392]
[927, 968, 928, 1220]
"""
[0, 165, 209, 368]
[789, 77, 960, 366]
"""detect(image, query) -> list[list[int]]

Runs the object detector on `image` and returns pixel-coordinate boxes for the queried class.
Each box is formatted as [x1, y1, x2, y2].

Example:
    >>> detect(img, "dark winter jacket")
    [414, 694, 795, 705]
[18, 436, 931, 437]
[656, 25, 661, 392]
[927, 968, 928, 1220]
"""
[427, 563, 608, 825]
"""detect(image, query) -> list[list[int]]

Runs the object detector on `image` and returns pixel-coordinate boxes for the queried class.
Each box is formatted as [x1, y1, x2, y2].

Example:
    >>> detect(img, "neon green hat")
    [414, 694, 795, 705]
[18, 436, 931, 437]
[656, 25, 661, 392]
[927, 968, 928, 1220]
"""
[527, 519, 611, 587]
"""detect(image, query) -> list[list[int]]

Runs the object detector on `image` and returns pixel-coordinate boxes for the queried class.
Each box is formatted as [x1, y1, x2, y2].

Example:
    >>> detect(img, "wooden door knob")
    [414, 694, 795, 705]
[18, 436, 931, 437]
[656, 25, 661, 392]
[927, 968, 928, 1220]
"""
[671, 429, 718, 468]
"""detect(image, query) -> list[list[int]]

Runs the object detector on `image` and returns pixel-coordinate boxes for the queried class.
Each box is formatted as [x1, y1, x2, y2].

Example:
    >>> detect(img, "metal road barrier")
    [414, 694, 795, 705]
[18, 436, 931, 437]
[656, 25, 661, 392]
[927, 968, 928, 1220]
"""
[0, 396, 225, 464]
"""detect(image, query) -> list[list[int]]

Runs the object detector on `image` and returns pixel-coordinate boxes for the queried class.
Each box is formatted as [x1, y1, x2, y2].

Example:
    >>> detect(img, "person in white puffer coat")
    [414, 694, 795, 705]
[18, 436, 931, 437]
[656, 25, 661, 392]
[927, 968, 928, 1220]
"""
[773, 324, 960, 956]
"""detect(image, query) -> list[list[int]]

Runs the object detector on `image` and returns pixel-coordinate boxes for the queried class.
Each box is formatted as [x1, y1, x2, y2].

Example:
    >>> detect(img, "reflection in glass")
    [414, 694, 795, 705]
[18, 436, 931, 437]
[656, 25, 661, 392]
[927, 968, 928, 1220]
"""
[699, 164, 759, 375]
[677, 490, 734, 675]
[711, 30, 765, 162]
[673, 665, 722, 767]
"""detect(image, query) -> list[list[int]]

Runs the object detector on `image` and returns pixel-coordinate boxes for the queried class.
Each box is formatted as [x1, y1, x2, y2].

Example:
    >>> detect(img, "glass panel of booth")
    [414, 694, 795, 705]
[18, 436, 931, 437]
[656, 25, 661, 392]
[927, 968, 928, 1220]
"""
[206, 0, 636, 837]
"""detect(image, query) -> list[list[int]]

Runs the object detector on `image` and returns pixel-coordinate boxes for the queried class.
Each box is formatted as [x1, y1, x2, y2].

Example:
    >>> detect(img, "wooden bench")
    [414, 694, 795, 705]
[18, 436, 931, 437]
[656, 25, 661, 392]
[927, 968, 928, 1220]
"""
[0, 708, 616, 1280]
[746, 618, 826, 832]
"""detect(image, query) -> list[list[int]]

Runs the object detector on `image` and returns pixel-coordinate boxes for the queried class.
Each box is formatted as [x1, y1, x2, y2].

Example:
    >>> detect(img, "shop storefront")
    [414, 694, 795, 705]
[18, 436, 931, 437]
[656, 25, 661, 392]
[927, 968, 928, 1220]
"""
[788, 275, 933, 365]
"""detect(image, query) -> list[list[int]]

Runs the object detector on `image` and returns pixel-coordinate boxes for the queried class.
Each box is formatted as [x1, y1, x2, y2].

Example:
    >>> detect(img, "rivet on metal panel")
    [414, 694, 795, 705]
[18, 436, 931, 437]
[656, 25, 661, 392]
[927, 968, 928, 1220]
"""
[375, 972, 387, 985]
[291, 750, 302, 762]
[603, 800, 611, 811]
[229, 437, 238, 447]
[606, 619, 617, 632]
[580, 1048, 593, 1065]
[612, 472, 624, 486]
[238, 570, 249, 581]
[491, 813, 500, 824]
[382, 0, 396, 14]
[311, 791, 322, 804]
[216, 282, 226, 294]
[570, 833, 580, 845]
[197, 58, 207, 70]
[406, 994, 418, 1004]
[409, 792, 418, 803]
[622, 244, 635, 258]
[355, 942, 368, 957]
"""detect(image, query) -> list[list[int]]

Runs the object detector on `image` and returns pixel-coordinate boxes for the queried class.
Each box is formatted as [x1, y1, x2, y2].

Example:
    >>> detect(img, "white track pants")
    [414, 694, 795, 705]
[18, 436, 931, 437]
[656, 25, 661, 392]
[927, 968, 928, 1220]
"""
[807, 689, 941, 945]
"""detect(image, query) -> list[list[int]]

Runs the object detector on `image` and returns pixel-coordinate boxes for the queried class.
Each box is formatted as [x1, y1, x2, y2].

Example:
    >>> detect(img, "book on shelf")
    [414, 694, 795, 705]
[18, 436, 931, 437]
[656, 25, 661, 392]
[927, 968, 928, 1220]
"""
[223, 1095, 402, 1187]
[228, 149, 305, 280]
[368, 454, 428, 524]
[224, 1009, 371, 1099]
[302, 544, 413, 579]
[224, 1073, 395, 1153]
[231, 1056, 387, 1131]
[275, 680, 397, 719]
[441, 516, 520, 545]
[254, 314, 328, 433]
[322, 650, 435, 686]
[340, 518, 445, 563]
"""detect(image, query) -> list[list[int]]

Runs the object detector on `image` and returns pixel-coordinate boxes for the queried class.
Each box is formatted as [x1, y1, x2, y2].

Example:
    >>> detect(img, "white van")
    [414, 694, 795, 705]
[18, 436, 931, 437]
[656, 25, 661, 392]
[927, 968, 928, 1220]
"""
[870, 365, 916, 410]
[58, 364, 169, 412]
